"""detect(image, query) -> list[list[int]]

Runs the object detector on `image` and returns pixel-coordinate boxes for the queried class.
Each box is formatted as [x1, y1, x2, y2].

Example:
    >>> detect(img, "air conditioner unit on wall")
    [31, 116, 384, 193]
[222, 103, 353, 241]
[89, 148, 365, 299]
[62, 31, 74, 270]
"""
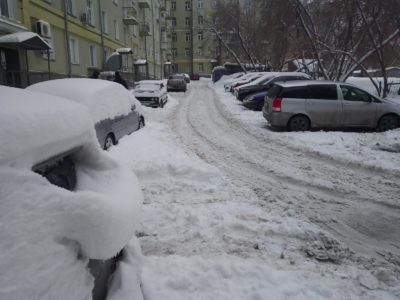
[36, 20, 52, 38]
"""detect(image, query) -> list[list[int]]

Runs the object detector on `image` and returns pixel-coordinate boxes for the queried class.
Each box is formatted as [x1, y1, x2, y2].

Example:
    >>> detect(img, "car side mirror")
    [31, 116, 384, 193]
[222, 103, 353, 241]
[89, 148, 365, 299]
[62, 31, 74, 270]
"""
[131, 104, 136, 111]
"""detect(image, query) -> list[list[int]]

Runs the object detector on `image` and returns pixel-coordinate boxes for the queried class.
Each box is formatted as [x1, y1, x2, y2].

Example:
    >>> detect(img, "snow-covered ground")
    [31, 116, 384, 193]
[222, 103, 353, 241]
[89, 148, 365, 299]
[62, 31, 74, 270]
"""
[110, 79, 400, 299]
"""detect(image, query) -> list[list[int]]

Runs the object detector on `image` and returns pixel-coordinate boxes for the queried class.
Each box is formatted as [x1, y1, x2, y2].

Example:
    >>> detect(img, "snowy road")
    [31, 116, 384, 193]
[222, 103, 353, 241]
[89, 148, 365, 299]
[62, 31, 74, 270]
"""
[171, 80, 400, 260]
[111, 79, 400, 299]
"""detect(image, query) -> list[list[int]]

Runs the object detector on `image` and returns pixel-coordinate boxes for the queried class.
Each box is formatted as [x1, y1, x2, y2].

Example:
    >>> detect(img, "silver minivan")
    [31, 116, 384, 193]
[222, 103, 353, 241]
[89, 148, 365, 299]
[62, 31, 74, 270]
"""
[263, 80, 400, 131]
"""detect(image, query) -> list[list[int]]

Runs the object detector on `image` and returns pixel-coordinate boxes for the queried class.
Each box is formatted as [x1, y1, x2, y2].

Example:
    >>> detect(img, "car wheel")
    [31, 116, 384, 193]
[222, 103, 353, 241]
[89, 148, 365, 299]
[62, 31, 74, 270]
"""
[256, 101, 264, 111]
[288, 115, 310, 131]
[138, 117, 145, 129]
[103, 134, 115, 150]
[377, 114, 399, 132]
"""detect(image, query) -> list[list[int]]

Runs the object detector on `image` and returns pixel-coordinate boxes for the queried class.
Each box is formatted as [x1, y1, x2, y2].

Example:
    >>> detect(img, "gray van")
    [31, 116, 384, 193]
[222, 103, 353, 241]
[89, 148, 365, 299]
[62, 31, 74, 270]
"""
[263, 80, 400, 131]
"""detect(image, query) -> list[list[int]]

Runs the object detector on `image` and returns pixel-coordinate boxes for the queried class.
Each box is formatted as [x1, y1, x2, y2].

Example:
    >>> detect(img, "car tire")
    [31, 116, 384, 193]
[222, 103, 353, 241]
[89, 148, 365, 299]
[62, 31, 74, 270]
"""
[288, 115, 310, 131]
[103, 134, 115, 150]
[256, 101, 264, 111]
[138, 117, 145, 129]
[377, 114, 399, 132]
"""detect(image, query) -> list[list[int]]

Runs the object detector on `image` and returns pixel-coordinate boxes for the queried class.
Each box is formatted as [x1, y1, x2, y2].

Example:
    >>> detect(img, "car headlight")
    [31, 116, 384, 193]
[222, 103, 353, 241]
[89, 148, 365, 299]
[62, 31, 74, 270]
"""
[245, 95, 254, 102]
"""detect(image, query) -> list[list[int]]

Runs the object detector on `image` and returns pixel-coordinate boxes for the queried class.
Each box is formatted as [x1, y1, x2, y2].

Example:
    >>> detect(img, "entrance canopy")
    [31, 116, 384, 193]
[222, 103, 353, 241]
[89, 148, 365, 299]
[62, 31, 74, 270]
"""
[0, 32, 50, 50]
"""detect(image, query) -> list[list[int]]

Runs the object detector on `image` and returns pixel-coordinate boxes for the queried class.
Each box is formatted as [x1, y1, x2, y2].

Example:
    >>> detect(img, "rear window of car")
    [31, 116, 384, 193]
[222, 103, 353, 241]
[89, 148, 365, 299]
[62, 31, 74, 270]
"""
[267, 85, 282, 98]
[309, 85, 338, 100]
[169, 75, 184, 79]
[281, 87, 309, 99]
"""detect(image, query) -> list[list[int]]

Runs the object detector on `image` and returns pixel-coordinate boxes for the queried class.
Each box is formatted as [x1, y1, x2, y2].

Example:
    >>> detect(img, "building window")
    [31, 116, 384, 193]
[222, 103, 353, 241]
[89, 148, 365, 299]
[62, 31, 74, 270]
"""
[113, 0, 118, 5]
[171, 17, 176, 27]
[197, 31, 203, 41]
[185, 32, 191, 42]
[185, 48, 191, 56]
[198, 16, 203, 25]
[197, 47, 203, 56]
[66, 0, 75, 15]
[197, 0, 203, 8]
[0, 0, 9, 17]
[198, 63, 204, 72]
[212, 32, 217, 40]
[86, 0, 94, 25]
[114, 19, 119, 40]
[101, 11, 108, 34]
[185, 17, 190, 27]
[172, 33, 177, 42]
[185, 1, 190, 10]
[171, 1, 176, 10]
[69, 38, 79, 64]
[172, 48, 177, 57]
[89, 45, 97, 67]
[212, 0, 217, 7]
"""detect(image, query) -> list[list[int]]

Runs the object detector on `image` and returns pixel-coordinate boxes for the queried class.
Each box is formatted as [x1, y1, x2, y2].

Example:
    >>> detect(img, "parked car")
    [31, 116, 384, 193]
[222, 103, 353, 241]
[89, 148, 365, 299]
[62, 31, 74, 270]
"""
[190, 73, 200, 80]
[234, 72, 310, 101]
[243, 90, 268, 111]
[27, 78, 145, 150]
[183, 73, 191, 83]
[263, 80, 400, 131]
[223, 72, 248, 91]
[167, 74, 187, 92]
[229, 72, 265, 92]
[0, 86, 143, 300]
[133, 80, 168, 108]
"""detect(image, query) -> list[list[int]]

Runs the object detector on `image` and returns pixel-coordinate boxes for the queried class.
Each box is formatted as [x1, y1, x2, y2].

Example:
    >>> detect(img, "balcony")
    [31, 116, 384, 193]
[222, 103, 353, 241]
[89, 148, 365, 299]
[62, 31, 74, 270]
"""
[139, 22, 151, 36]
[160, 19, 171, 31]
[123, 7, 139, 25]
[138, 0, 150, 9]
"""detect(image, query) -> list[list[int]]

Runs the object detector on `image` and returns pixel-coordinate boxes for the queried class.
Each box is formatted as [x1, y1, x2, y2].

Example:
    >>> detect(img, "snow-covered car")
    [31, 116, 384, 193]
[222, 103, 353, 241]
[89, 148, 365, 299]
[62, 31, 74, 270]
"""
[133, 80, 168, 108]
[0, 86, 143, 300]
[27, 79, 145, 150]
[224, 72, 264, 92]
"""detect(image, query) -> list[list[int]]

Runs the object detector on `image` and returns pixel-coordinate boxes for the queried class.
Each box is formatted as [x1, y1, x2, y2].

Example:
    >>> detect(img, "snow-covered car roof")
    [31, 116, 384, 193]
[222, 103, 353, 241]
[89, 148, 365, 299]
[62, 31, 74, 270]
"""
[27, 78, 135, 124]
[0, 86, 94, 169]
[138, 80, 163, 85]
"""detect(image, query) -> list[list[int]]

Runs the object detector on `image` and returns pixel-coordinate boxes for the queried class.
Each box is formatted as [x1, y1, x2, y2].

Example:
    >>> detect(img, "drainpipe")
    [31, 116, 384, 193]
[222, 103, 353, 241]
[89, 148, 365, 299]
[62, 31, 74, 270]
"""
[190, 0, 194, 76]
[143, 8, 149, 79]
[98, 0, 105, 69]
[63, 0, 72, 78]
[159, 6, 163, 79]
[151, 0, 156, 79]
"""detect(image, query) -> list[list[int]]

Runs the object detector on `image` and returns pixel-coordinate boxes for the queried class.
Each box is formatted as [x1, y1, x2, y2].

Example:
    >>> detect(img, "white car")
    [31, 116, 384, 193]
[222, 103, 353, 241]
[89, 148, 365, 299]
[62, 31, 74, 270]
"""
[133, 80, 168, 108]
[28, 78, 145, 150]
[0, 86, 143, 300]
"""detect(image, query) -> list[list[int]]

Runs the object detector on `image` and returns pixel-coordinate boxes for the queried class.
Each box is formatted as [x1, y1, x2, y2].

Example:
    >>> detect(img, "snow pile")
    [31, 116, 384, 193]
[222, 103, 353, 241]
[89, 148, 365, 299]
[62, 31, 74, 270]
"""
[27, 78, 136, 123]
[0, 86, 143, 299]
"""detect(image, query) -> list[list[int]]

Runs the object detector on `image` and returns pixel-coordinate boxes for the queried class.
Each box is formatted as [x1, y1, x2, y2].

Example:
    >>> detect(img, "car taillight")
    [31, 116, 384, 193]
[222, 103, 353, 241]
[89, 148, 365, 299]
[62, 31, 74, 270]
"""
[272, 98, 282, 112]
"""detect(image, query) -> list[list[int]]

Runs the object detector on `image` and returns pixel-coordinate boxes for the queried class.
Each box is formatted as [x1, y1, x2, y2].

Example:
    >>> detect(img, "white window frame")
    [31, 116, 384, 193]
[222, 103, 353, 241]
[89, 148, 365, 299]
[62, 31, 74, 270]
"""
[185, 1, 190, 10]
[89, 44, 97, 67]
[197, 31, 203, 41]
[101, 11, 108, 34]
[185, 17, 190, 27]
[198, 63, 204, 72]
[198, 15, 203, 25]
[171, 17, 176, 27]
[197, 0, 203, 8]
[172, 48, 177, 57]
[185, 32, 191, 42]
[86, 0, 94, 26]
[172, 32, 177, 42]
[197, 47, 203, 56]
[171, 1, 176, 10]
[185, 48, 190, 57]
[114, 19, 119, 40]
[66, 0, 76, 16]
[69, 38, 79, 64]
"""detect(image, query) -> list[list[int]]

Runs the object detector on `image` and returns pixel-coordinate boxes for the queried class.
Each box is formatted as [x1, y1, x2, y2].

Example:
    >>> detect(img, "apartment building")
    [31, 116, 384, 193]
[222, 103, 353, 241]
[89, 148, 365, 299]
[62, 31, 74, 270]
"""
[0, 0, 171, 87]
[169, 0, 218, 76]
